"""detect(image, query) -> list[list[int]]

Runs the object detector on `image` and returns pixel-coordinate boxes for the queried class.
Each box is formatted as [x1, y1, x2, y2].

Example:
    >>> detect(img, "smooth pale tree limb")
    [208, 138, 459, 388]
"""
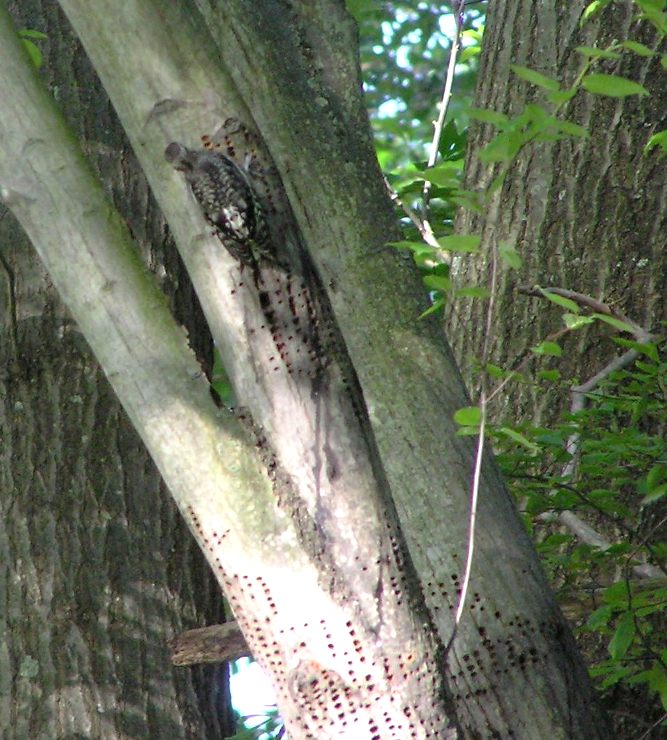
[0, 6, 269, 529]
[0, 0, 315, 615]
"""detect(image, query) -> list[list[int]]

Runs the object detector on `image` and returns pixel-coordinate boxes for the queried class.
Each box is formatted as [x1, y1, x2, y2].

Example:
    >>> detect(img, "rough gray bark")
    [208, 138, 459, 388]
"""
[194, 2, 610, 737]
[0, 2, 232, 737]
[446, 1, 667, 735]
[449, 0, 667, 420]
[1, 0, 611, 737]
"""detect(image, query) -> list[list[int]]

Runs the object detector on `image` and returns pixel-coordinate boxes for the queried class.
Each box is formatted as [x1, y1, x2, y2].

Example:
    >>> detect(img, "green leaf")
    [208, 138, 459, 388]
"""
[17, 29, 46, 69]
[634, 359, 658, 375]
[421, 161, 463, 187]
[564, 313, 594, 329]
[533, 341, 562, 357]
[455, 286, 491, 299]
[467, 108, 510, 126]
[537, 369, 561, 382]
[461, 28, 484, 43]
[480, 131, 524, 164]
[620, 40, 657, 56]
[644, 130, 667, 156]
[437, 235, 481, 253]
[647, 665, 667, 710]
[423, 275, 452, 293]
[460, 47, 481, 63]
[387, 240, 433, 254]
[510, 64, 560, 91]
[456, 426, 482, 437]
[644, 462, 663, 489]
[454, 406, 482, 427]
[345, 0, 378, 21]
[662, 54, 667, 70]
[18, 29, 48, 39]
[499, 242, 522, 269]
[551, 119, 589, 138]
[539, 289, 581, 313]
[451, 189, 484, 212]
[642, 483, 667, 506]
[608, 612, 636, 660]
[426, 159, 464, 173]
[635, 0, 667, 10]
[418, 297, 445, 320]
[547, 89, 577, 105]
[498, 427, 541, 454]
[590, 313, 635, 333]
[582, 73, 649, 97]
[486, 363, 510, 379]
[580, 0, 614, 25]
[586, 604, 614, 630]
[594, 664, 635, 689]
[613, 338, 659, 360]
[575, 45, 622, 60]
[635, 2, 667, 34]
[21, 38, 43, 69]
[522, 103, 549, 124]
[603, 581, 630, 606]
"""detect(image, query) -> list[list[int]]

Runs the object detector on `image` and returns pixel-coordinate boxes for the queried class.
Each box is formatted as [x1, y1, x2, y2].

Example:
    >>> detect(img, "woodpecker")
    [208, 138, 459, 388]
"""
[165, 142, 272, 267]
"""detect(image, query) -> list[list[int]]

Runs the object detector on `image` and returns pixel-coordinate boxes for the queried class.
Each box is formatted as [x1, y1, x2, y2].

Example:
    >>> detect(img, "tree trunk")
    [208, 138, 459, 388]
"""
[1, 0, 612, 736]
[448, 1, 667, 734]
[449, 0, 666, 419]
[1, 2, 233, 737]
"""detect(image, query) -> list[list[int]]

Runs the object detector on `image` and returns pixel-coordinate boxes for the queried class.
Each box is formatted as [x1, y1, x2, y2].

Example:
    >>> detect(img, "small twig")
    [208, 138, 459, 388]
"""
[550, 511, 663, 579]
[447, 223, 499, 654]
[624, 515, 667, 578]
[0, 210, 20, 364]
[562, 347, 643, 482]
[635, 712, 667, 740]
[437, 2, 482, 656]
[487, 326, 572, 405]
[623, 564, 667, 682]
[445, 391, 487, 655]
[517, 284, 653, 342]
[385, 3, 468, 259]
[498, 286, 663, 578]
[573, 348, 643, 398]
[421, 1, 466, 223]
[384, 176, 441, 250]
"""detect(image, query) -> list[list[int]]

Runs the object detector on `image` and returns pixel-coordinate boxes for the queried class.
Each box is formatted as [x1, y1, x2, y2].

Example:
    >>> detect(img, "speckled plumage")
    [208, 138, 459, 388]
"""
[165, 142, 272, 266]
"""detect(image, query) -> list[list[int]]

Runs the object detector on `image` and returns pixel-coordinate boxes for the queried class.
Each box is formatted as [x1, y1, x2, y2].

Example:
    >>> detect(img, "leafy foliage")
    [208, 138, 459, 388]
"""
[228, 707, 283, 740]
[356, 2, 486, 315]
[353, 1, 484, 174]
[490, 345, 667, 712]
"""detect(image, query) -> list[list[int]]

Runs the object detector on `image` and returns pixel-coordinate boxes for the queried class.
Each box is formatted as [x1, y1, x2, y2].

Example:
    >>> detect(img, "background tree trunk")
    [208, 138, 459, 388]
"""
[0, 2, 233, 737]
[450, 0, 666, 420]
[449, 1, 666, 735]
